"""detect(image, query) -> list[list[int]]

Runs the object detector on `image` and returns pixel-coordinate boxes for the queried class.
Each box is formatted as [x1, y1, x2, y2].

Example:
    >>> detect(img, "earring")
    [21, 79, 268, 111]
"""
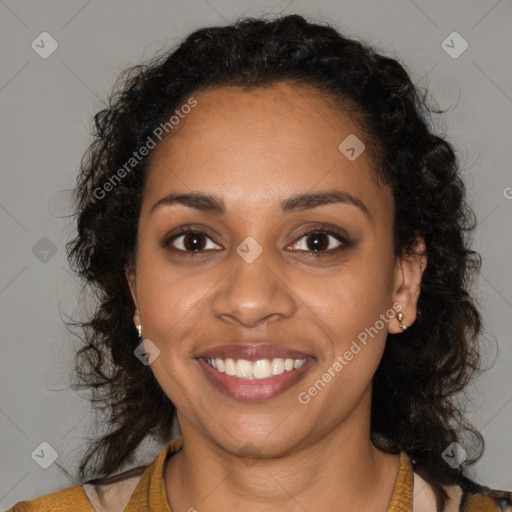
[136, 324, 142, 339]
[397, 312, 407, 331]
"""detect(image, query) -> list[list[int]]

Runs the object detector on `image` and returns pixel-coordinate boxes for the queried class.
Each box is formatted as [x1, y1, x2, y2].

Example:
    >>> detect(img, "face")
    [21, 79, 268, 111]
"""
[127, 81, 425, 458]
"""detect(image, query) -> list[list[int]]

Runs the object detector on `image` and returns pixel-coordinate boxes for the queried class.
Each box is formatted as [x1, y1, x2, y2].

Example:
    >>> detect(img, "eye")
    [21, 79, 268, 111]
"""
[288, 227, 349, 256]
[162, 224, 350, 257]
[163, 226, 222, 253]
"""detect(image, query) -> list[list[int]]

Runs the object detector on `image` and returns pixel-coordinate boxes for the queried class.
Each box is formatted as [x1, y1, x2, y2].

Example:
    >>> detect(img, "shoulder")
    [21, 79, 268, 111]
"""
[5, 475, 143, 512]
[5, 438, 181, 512]
[458, 477, 512, 512]
[413, 470, 512, 512]
[5, 485, 95, 511]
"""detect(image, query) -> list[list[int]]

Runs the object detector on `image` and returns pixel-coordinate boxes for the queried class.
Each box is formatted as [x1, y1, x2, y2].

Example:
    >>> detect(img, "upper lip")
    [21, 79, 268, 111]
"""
[198, 343, 314, 361]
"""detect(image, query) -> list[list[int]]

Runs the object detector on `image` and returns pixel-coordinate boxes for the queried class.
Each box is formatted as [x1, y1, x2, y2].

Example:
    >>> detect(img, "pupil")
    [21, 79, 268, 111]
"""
[184, 233, 204, 251]
[308, 234, 328, 251]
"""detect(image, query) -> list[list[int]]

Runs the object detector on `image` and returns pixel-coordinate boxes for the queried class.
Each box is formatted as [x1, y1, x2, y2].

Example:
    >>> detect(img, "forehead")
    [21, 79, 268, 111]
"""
[143, 82, 390, 217]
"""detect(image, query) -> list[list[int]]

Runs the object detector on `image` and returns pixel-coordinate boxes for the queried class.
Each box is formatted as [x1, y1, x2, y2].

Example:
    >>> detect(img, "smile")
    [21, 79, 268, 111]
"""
[197, 356, 315, 401]
[204, 357, 307, 380]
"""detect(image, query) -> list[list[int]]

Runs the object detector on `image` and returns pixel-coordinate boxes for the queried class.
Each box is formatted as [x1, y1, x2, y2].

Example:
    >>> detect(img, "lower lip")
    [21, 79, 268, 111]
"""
[197, 358, 315, 401]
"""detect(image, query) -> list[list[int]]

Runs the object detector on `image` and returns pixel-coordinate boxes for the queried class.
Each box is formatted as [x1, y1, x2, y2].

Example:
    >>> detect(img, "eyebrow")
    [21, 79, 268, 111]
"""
[149, 190, 370, 218]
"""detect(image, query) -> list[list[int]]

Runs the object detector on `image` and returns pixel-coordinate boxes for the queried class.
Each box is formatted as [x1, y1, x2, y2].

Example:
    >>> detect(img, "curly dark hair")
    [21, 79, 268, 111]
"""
[67, 14, 483, 511]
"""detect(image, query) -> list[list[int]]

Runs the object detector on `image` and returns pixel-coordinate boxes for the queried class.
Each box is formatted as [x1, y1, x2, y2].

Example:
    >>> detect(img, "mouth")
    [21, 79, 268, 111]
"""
[202, 356, 308, 379]
[196, 344, 316, 401]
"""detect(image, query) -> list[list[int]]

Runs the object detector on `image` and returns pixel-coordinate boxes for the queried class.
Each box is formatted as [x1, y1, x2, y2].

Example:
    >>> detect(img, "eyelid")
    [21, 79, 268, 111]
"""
[292, 223, 349, 243]
[161, 225, 223, 251]
[162, 222, 351, 256]
[287, 224, 351, 256]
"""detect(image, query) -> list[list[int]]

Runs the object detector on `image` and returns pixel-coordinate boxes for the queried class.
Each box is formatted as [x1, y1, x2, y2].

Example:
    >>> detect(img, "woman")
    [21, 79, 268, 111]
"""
[8, 14, 511, 512]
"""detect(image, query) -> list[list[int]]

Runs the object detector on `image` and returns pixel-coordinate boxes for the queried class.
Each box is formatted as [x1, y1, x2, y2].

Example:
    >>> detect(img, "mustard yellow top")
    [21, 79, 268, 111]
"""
[6, 438, 512, 511]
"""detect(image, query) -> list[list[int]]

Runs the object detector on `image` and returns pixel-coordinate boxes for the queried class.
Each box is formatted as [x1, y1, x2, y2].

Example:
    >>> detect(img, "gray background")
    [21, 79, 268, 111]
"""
[1, 0, 511, 508]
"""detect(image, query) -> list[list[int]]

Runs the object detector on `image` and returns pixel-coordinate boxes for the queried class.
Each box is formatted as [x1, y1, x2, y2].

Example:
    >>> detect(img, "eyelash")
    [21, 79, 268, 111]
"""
[162, 224, 350, 258]
[291, 226, 350, 257]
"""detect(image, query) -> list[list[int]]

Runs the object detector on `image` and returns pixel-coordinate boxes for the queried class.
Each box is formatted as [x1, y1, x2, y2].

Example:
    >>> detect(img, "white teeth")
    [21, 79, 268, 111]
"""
[206, 357, 307, 379]
[252, 359, 272, 379]
[271, 358, 285, 375]
[224, 358, 236, 376]
[235, 359, 253, 378]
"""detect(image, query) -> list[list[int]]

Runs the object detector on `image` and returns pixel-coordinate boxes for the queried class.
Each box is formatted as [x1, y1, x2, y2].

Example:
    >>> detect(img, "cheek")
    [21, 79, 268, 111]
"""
[132, 229, 214, 363]
[300, 279, 392, 411]
[133, 242, 214, 348]
[299, 257, 395, 394]
[135, 263, 211, 409]
[138, 271, 210, 342]
[307, 252, 394, 335]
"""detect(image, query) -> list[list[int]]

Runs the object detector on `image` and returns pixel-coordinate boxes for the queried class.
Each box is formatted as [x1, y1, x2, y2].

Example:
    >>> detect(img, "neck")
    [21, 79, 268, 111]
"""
[164, 393, 400, 512]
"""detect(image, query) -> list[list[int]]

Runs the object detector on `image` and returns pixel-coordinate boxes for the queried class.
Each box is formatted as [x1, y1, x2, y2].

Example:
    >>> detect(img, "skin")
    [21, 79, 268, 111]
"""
[127, 81, 427, 512]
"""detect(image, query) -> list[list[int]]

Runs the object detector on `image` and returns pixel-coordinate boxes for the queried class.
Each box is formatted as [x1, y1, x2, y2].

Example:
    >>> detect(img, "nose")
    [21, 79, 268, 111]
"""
[211, 246, 297, 328]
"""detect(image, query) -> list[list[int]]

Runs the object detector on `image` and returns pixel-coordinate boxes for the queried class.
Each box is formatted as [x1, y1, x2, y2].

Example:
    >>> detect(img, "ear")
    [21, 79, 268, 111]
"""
[388, 237, 427, 334]
[125, 263, 141, 327]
